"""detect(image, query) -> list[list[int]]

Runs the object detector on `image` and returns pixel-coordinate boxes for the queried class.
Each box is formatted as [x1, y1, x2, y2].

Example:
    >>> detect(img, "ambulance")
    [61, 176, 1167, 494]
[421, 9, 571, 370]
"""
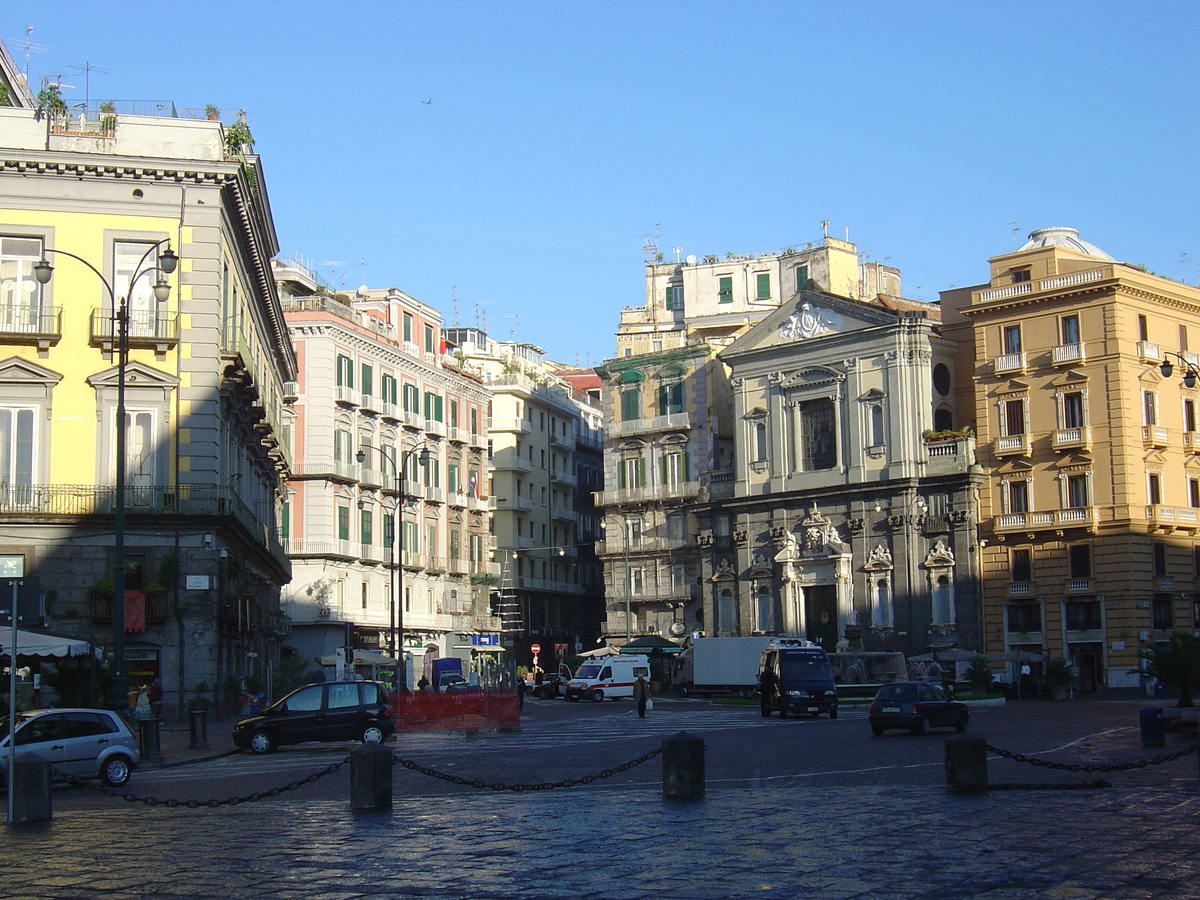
[564, 654, 651, 702]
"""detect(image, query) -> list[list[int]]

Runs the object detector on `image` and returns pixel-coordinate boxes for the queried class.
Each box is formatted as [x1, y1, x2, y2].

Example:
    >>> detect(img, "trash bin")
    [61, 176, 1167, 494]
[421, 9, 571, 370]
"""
[1139, 706, 1165, 747]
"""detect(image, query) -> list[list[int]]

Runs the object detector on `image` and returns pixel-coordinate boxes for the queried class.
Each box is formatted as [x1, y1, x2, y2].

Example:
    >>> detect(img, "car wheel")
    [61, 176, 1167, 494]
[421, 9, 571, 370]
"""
[591, 690, 604, 703]
[955, 715, 968, 734]
[678, 685, 691, 698]
[912, 716, 930, 736]
[829, 708, 838, 720]
[100, 753, 133, 787]
[362, 724, 386, 744]
[249, 730, 276, 754]
[871, 725, 884, 736]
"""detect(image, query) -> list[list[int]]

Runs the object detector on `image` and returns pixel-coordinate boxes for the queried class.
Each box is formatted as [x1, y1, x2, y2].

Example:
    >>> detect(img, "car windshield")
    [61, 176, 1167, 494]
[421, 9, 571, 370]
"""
[779, 653, 833, 682]
[575, 664, 602, 679]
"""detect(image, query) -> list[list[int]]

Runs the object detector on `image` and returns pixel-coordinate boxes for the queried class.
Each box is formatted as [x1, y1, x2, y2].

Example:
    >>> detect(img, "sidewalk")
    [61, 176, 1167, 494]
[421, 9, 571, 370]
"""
[141, 716, 241, 768]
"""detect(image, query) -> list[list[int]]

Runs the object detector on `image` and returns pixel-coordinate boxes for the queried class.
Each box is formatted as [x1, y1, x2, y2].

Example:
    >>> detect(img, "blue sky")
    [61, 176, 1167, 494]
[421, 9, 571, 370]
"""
[6, 1, 1199, 366]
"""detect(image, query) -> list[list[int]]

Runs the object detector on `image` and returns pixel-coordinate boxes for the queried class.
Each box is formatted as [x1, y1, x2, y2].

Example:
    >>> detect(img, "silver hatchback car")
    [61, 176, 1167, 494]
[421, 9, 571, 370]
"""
[1, 708, 141, 786]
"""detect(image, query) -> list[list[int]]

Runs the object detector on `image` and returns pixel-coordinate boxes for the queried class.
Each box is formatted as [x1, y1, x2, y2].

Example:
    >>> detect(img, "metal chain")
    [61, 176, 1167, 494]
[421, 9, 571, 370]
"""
[391, 745, 667, 791]
[54, 757, 350, 807]
[986, 742, 1198, 773]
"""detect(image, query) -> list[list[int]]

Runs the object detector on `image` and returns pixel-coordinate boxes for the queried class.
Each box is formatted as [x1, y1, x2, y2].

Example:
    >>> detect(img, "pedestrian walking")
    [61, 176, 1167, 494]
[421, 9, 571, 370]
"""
[149, 679, 164, 717]
[633, 674, 651, 718]
[758, 666, 777, 717]
[517, 678, 527, 710]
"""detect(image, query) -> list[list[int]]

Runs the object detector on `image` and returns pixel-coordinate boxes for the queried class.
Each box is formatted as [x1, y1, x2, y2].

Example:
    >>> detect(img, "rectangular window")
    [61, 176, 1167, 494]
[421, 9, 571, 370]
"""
[336, 355, 354, 388]
[1011, 548, 1032, 582]
[1065, 600, 1101, 631]
[1008, 602, 1040, 632]
[1153, 598, 1174, 630]
[1191, 478, 1200, 509]
[448, 463, 459, 494]
[1069, 544, 1091, 579]
[381, 374, 398, 405]
[333, 429, 351, 462]
[618, 456, 646, 489]
[449, 399, 459, 427]
[795, 264, 808, 292]
[1143, 390, 1157, 426]
[1004, 399, 1025, 436]
[1060, 315, 1080, 346]
[620, 388, 640, 422]
[1066, 474, 1089, 509]
[449, 529, 460, 560]
[403, 312, 413, 344]
[360, 508, 372, 546]
[1186, 399, 1197, 433]
[337, 506, 350, 541]
[754, 421, 767, 461]
[0, 408, 35, 489]
[1003, 325, 1022, 355]
[927, 493, 950, 517]
[1154, 541, 1167, 577]
[662, 451, 689, 488]
[799, 397, 836, 470]
[1182, 324, 1190, 353]
[470, 408, 479, 436]
[124, 410, 155, 485]
[1, 236, 45, 322]
[666, 512, 688, 543]
[665, 284, 682, 310]
[403, 383, 420, 412]
[659, 382, 683, 416]
[1149, 472, 1162, 506]
[114, 241, 163, 337]
[383, 514, 394, 550]
[1010, 267, 1031, 283]
[360, 363, 372, 396]
[755, 272, 770, 300]
[1062, 392, 1085, 429]
[1139, 314, 1149, 342]
[424, 323, 434, 354]
[717, 276, 733, 304]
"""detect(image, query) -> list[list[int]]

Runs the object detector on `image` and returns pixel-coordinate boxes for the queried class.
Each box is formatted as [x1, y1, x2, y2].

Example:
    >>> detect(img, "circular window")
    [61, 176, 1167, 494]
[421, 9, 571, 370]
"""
[933, 363, 951, 396]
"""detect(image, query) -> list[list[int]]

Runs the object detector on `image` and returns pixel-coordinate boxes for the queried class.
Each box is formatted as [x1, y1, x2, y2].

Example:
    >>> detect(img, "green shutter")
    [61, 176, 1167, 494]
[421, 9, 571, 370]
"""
[435, 395, 444, 422]
[796, 265, 808, 292]
[718, 276, 732, 303]
[756, 272, 770, 299]
[658, 385, 667, 416]
[636, 457, 646, 487]
[618, 461, 627, 489]
[660, 454, 667, 485]
[361, 364, 372, 396]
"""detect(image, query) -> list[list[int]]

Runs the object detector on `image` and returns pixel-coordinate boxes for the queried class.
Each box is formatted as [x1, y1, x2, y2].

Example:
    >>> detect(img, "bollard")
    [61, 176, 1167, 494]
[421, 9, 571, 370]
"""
[137, 717, 164, 763]
[188, 708, 209, 749]
[350, 743, 393, 812]
[662, 731, 705, 800]
[10, 758, 52, 825]
[944, 736, 988, 792]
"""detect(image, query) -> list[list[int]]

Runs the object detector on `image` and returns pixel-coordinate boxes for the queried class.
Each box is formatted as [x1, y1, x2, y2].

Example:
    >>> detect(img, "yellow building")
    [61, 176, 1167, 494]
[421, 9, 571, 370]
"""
[0, 70, 293, 715]
[942, 227, 1200, 692]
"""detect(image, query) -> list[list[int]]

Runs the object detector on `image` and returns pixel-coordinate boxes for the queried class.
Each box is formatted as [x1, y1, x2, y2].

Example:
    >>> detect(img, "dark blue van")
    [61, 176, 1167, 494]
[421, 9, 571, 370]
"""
[757, 639, 838, 719]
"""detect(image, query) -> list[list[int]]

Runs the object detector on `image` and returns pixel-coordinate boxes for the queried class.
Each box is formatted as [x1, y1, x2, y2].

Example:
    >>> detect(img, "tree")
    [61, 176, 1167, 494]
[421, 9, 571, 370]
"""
[1141, 631, 1200, 708]
[965, 655, 995, 694]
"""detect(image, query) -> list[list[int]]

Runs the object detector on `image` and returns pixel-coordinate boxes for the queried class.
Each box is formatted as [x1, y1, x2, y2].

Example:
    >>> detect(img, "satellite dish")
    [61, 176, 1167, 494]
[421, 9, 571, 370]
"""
[685, 255, 697, 266]
[669, 622, 686, 636]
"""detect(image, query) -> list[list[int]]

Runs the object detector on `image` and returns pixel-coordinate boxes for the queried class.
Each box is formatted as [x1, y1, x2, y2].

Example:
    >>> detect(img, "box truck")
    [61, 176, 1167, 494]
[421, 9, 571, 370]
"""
[674, 637, 775, 697]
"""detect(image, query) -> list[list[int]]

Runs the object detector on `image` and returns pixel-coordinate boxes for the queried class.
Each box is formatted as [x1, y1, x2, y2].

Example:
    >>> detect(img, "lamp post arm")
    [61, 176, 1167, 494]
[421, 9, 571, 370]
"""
[38, 247, 116, 303]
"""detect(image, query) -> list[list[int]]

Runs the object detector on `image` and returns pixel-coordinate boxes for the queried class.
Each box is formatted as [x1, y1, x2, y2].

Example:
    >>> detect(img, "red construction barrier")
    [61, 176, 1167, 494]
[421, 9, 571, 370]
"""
[392, 690, 521, 733]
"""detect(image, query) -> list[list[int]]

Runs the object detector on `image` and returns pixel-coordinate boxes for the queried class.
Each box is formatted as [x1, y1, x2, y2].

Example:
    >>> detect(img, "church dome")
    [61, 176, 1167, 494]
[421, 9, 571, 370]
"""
[1017, 226, 1113, 260]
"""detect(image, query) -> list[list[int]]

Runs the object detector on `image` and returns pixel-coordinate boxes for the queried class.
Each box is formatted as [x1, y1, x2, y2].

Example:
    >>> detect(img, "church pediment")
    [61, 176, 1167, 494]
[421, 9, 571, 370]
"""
[719, 291, 900, 359]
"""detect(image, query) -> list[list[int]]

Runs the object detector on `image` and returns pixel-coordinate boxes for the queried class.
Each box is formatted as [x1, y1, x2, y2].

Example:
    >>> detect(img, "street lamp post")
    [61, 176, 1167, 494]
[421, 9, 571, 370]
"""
[358, 441, 431, 692]
[34, 243, 177, 712]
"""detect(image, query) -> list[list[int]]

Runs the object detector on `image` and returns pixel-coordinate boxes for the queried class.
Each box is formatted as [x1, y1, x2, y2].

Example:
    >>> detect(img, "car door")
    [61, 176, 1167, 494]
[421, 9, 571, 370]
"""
[322, 681, 364, 741]
[920, 684, 951, 725]
[59, 712, 119, 777]
[13, 713, 67, 771]
[275, 684, 325, 744]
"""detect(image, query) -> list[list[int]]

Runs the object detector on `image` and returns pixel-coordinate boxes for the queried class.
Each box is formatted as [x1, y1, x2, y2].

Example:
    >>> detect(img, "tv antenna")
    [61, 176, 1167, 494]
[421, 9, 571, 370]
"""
[504, 313, 523, 341]
[68, 61, 108, 110]
[820, 220, 831, 238]
[450, 286, 460, 326]
[474, 301, 489, 336]
[643, 223, 661, 262]
[1181, 252, 1190, 286]
[1007, 221, 1021, 250]
[672, 246, 684, 263]
[321, 261, 347, 290]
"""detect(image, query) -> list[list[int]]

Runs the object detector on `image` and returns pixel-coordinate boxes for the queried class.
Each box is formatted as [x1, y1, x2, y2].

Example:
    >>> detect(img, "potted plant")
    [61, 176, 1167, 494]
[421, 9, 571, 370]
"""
[1140, 631, 1200, 707]
[99, 100, 117, 135]
[204, 103, 220, 121]
[224, 118, 254, 157]
[187, 681, 212, 748]
[964, 655, 996, 697]
[34, 83, 68, 128]
[1045, 657, 1075, 700]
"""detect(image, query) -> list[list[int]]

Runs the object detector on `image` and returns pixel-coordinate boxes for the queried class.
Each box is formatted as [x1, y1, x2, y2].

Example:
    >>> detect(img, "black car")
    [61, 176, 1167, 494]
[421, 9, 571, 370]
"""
[233, 681, 395, 753]
[868, 681, 968, 736]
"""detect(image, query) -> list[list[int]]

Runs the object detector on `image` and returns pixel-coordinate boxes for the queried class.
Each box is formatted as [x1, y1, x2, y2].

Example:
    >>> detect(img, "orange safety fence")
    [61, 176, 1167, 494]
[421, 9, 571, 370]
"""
[392, 690, 521, 733]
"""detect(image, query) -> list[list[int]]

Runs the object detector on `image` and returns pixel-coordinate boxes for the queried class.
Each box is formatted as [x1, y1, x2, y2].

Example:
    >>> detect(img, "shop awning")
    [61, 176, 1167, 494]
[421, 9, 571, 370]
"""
[0, 629, 92, 658]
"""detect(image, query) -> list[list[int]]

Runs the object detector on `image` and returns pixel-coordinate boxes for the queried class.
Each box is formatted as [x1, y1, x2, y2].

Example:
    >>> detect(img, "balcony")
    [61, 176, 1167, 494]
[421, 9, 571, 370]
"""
[1052, 342, 1085, 366]
[1143, 425, 1170, 449]
[401, 410, 424, 430]
[0, 304, 63, 351]
[1139, 341, 1161, 363]
[378, 401, 399, 421]
[90, 308, 176, 352]
[447, 490, 468, 508]
[492, 454, 533, 474]
[994, 434, 1030, 457]
[335, 386, 358, 407]
[992, 352, 1026, 375]
[1146, 504, 1200, 533]
[358, 393, 380, 414]
[924, 436, 975, 475]
[448, 555, 468, 575]
[423, 485, 446, 504]
[293, 459, 358, 482]
[487, 417, 531, 434]
[467, 494, 488, 511]
[595, 480, 702, 506]
[1185, 431, 1200, 452]
[1052, 427, 1091, 451]
[358, 467, 383, 489]
[360, 543, 385, 563]
[978, 283, 1033, 302]
[550, 432, 576, 450]
[468, 432, 487, 450]
[447, 426, 467, 444]
[1008, 582, 1031, 595]
[550, 505, 579, 524]
[994, 507, 1098, 532]
[284, 540, 355, 559]
[424, 419, 447, 438]
[1066, 578, 1092, 592]
[491, 494, 533, 512]
[549, 467, 578, 487]
[606, 412, 691, 438]
[424, 556, 446, 574]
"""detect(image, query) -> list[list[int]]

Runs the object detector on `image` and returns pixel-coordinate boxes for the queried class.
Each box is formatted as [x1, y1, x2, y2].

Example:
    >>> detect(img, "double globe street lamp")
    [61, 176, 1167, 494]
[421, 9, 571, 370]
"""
[33, 242, 178, 711]
[357, 440, 432, 692]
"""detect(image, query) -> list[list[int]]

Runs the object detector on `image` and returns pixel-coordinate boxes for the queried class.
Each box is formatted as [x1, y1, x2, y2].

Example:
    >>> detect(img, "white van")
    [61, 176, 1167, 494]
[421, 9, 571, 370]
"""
[564, 655, 651, 702]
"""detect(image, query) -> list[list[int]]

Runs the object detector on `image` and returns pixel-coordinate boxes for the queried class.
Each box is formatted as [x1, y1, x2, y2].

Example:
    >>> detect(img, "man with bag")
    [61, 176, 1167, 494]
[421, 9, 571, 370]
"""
[633, 674, 652, 718]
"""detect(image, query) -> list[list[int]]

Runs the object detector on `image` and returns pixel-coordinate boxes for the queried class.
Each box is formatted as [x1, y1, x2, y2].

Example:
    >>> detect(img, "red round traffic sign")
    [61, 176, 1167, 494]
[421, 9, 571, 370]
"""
[530, 643, 541, 653]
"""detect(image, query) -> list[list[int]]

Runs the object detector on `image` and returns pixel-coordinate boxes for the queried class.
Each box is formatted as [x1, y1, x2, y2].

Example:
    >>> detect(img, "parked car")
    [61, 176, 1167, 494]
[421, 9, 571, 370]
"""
[232, 681, 395, 754]
[0, 708, 140, 786]
[868, 681, 968, 736]
[532, 663, 573, 699]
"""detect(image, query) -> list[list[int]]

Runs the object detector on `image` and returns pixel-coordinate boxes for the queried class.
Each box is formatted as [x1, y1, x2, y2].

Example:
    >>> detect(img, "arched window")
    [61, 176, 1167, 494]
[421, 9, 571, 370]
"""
[869, 405, 885, 446]
[873, 577, 892, 627]
[719, 587, 736, 635]
[933, 408, 953, 432]
[932, 574, 955, 624]
[756, 584, 772, 632]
